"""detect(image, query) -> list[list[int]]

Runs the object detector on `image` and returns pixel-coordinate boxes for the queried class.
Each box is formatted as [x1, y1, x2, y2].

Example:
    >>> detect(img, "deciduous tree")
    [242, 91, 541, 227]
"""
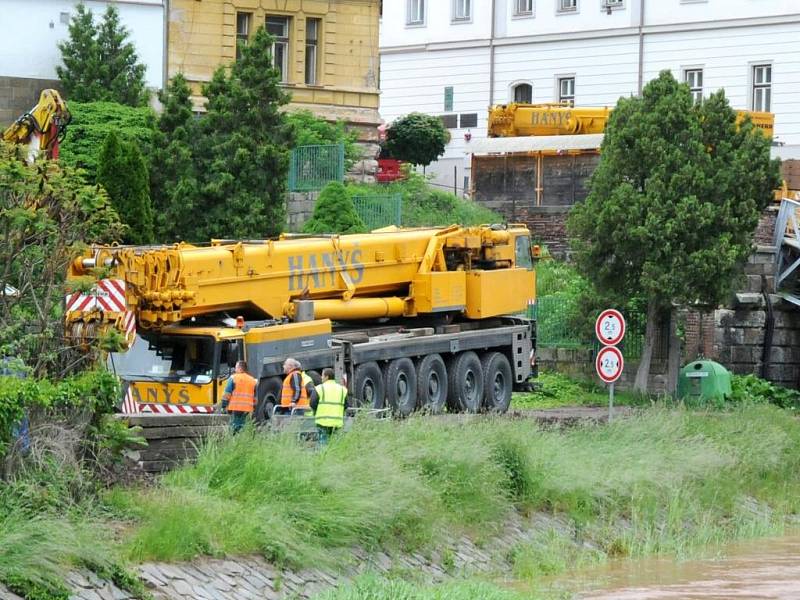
[567, 71, 781, 393]
[385, 113, 450, 167]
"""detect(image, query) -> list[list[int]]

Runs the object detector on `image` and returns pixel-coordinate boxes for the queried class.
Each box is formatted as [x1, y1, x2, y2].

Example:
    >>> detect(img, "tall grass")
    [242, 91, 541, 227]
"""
[109, 405, 800, 583]
[315, 573, 529, 600]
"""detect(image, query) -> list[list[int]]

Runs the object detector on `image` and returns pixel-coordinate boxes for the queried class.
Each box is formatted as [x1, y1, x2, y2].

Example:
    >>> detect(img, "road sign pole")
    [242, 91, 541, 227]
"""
[609, 382, 614, 422]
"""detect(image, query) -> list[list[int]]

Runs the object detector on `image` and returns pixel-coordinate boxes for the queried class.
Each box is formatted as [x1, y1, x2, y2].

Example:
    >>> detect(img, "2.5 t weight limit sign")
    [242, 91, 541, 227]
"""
[596, 345, 624, 384]
[596, 309, 626, 346]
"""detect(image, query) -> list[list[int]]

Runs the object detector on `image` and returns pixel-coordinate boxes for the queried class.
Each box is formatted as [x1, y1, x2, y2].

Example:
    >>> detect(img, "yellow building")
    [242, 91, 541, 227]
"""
[167, 0, 380, 140]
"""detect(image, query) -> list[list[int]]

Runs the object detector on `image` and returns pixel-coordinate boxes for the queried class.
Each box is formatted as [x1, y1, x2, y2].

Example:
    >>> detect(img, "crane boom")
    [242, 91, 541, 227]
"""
[2, 89, 71, 162]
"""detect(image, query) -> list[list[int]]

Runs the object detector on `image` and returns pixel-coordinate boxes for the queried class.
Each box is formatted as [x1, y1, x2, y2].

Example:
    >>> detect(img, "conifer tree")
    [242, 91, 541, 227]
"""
[567, 71, 781, 393]
[97, 132, 154, 244]
[150, 74, 201, 241]
[193, 26, 293, 240]
[57, 3, 148, 106]
[303, 182, 367, 234]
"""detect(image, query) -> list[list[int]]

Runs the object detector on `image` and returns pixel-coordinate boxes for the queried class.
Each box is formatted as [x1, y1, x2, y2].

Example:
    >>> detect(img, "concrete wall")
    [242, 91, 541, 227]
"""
[0, 76, 62, 127]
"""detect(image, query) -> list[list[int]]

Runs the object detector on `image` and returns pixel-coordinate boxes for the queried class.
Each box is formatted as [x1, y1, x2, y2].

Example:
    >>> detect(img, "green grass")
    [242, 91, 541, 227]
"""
[107, 405, 800, 585]
[315, 573, 531, 600]
[513, 371, 645, 409]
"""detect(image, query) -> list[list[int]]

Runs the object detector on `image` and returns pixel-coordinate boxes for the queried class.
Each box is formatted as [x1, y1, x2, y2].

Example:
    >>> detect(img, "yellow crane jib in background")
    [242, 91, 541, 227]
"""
[2, 89, 71, 163]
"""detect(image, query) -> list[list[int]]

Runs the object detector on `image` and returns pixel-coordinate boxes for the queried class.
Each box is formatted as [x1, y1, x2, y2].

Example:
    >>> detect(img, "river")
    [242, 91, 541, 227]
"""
[547, 536, 800, 599]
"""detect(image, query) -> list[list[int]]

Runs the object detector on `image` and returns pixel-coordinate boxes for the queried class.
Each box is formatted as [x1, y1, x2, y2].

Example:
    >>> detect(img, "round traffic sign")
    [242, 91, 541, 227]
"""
[596, 345, 624, 384]
[595, 309, 626, 346]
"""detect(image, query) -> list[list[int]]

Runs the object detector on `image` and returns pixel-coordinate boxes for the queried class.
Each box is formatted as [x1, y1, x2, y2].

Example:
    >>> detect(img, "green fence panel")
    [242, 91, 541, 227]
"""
[289, 143, 345, 192]
[352, 193, 403, 230]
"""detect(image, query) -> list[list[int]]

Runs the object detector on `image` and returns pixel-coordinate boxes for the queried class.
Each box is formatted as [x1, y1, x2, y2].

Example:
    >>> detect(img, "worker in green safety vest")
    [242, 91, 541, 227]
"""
[312, 368, 348, 446]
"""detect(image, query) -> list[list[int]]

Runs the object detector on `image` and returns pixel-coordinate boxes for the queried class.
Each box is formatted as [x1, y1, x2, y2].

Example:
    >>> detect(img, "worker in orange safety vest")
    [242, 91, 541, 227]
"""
[279, 357, 316, 414]
[221, 360, 257, 434]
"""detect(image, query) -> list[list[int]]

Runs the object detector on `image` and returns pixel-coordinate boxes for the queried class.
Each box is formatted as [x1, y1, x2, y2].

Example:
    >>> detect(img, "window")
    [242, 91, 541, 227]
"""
[407, 0, 425, 25]
[558, 0, 577, 12]
[444, 86, 454, 112]
[684, 69, 703, 104]
[440, 114, 458, 129]
[452, 0, 471, 21]
[305, 18, 320, 85]
[602, 0, 623, 8]
[513, 83, 532, 103]
[236, 12, 251, 61]
[266, 16, 290, 82]
[514, 0, 534, 16]
[558, 77, 575, 106]
[752, 64, 772, 112]
[460, 113, 478, 128]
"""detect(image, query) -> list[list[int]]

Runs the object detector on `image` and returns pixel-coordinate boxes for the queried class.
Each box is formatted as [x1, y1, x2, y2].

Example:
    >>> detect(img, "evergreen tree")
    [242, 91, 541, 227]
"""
[97, 132, 154, 244]
[150, 74, 201, 241]
[567, 71, 781, 393]
[303, 182, 367, 234]
[193, 26, 293, 240]
[57, 3, 148, 106]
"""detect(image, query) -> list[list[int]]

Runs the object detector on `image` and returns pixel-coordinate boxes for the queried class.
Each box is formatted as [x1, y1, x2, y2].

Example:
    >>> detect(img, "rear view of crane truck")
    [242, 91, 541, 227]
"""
[65, 225, 537, 419]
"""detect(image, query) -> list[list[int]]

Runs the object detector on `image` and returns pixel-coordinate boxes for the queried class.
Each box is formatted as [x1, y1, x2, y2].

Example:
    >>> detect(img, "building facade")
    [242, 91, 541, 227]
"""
[0, 0, 165, 125]
[169, 0, 381, 139]
[380, 0, 800, 191]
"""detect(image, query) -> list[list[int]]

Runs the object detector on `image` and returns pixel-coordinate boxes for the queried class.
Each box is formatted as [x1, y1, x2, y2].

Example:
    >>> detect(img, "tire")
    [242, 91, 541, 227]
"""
[353, 361, 385, 409]
[384, 358, 417, 417]
[307, 370, 322, 386]
[254, 377, 282, 424]
[447, 351, 484, 413]
[416, 354, 448, 414]
[481, 352, 513, 414]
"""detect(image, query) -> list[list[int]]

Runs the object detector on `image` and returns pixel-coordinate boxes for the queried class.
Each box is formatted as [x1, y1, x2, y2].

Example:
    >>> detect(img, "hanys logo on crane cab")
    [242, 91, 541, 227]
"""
[531, 111, 573, 128]
[288, 248, 365, 291]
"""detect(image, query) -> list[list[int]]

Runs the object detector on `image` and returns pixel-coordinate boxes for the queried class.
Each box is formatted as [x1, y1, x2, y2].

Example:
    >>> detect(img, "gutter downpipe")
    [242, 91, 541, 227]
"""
[489, 0, 497, 106]
[637, 0, 645, 94]
[163, 0, 170, 90]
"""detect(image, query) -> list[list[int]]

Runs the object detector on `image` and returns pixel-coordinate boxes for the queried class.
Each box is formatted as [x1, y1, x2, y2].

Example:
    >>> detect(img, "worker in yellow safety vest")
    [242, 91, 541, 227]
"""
[312, 368, 348, 445]
[221, 360, 257, 434]
[279, 357, 316, 414]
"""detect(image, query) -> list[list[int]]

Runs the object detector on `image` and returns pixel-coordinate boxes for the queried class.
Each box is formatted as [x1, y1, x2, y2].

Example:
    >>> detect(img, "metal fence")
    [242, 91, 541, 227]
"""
[289, 144, 345, 192]
[352, 193, 403, 230]
[533, 294, 647, 359]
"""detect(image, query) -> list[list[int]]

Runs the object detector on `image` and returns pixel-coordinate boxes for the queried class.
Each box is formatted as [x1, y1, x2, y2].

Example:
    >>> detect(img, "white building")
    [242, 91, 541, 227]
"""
[0, 0, 165, 123]
[380, 0, 800, 191]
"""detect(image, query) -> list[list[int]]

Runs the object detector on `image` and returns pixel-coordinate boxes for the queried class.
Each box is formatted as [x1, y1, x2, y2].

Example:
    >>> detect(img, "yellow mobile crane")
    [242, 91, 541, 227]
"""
[488, 102, 775, 138]
[66, 225, 537, 418]
[2, 89, 71, 162]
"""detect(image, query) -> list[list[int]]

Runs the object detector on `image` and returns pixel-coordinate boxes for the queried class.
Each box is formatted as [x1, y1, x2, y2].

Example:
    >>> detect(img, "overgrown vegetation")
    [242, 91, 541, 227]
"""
[347, 171, 500, 227]
[317, 574, 527, 600]
[286, 109, 361, 168]
[513, 372, 644, 409]
[110, 405, 800, 587]
[0, 141, 123, 376]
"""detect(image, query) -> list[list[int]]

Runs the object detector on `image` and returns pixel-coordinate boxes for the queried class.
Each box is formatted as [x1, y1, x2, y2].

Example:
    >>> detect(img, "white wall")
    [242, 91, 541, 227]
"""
[500, 0, 638, 38]
[380, 0, 492, 47]
[645, 0, 799, 26]
[0, 0, 164, 88]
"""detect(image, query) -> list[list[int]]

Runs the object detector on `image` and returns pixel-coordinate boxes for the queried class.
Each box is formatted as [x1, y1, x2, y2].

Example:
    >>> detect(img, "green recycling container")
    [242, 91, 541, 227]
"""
[677, 360, 732, 404]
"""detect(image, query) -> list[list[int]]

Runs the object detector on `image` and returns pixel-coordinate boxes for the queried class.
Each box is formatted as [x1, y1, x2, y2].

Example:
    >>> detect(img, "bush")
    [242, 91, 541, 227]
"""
[385, 113, 450, 167]
[286, 110, 360, 168]
[729, 374, 800, 410]
[303, 182, 367, 234]
[346, 172, 500, 227]
[59, 102, 156, 182]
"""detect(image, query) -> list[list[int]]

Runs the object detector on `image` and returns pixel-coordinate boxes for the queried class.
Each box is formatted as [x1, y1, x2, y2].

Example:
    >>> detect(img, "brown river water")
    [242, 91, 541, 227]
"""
[548, 536, 800, 599]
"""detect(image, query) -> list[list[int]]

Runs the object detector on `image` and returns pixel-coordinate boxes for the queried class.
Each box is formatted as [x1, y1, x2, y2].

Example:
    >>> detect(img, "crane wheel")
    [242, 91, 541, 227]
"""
[416, 354, 448, 414]
[481, 352, 512, 414]
[447, 351, 484, 413]
[254, 377, 282, 424]
[384, 358, 417, 417]
[353, 361, 385, 409]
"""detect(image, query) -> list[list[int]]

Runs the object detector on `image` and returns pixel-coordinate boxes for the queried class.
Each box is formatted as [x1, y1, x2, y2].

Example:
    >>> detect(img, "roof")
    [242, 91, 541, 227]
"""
[466, 134, 605, 155]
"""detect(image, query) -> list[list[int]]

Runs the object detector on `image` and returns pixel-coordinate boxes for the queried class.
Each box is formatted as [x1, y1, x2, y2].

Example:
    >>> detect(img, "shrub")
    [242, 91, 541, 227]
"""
[303, 182, 367, 234]
[286, 110, 360, 168]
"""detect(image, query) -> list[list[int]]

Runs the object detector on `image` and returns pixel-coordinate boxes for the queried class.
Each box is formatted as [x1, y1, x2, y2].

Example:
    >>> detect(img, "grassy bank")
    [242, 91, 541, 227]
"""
[108, 406, 800, 580]
[513, 371, 645, 409]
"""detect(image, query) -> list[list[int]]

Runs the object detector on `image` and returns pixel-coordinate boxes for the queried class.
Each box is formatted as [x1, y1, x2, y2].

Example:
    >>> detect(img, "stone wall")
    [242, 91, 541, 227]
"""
[0, 76, 63, 126]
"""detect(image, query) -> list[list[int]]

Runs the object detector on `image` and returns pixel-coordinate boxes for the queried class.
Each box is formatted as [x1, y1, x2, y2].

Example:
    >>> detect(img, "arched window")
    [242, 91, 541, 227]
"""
[512, 83, 532, 104]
